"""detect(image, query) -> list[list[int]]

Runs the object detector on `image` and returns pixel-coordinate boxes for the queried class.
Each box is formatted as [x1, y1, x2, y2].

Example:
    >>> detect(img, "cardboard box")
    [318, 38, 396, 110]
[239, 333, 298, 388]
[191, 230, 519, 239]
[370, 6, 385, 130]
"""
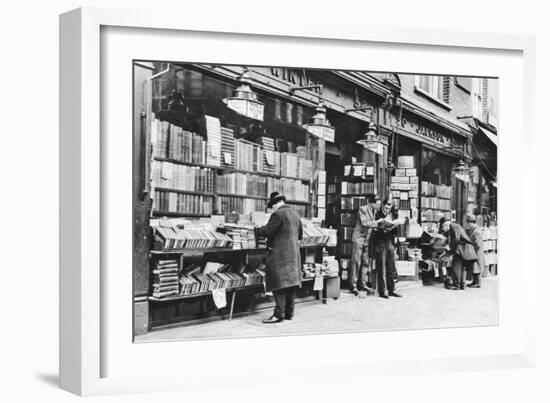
[400, 192, 409, 200]
[409, 176, 419, 184]
[392, 190, 400, 198]
[391, 176, 409, 184]
[395, 260, 418, 279]
[405, 168, 417, 176]
[398, 156, 415, 169]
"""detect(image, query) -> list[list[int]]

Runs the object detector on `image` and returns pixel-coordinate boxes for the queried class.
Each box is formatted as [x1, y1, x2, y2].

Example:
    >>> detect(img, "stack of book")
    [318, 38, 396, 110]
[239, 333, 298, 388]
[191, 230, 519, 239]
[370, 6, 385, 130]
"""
[152, 259, 180, 298]
[203, 115, 221, 166]
[179, 263, 201, 295]
[154, 190, 214, 216]
[221, 223, 257, 250]
[152, 162, 214, 193]
[220, 126, 235, 168]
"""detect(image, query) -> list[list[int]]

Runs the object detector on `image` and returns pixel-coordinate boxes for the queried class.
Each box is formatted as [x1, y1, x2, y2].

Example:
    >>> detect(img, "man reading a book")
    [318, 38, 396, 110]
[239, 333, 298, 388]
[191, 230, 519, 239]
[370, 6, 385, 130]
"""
[349, 195, 380, 296]
[256, 192, 303, 324]
[373, 199, 404, 298]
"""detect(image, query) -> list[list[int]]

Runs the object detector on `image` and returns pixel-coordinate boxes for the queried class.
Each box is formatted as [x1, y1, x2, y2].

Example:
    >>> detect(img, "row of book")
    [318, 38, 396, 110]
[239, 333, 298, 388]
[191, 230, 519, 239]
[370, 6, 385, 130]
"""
[151, 259, 179, 298]
[280, 152, 313, 179]
[217, 196, 266, 215]
[339, 226, 354, 241]
[179, 270, 266, 295]
[152, 161, 215, 193]
[390, 182, 419, 192]
[267, 178, 310, 202]
[152, 118, 208, 164]
[339, 213, 356, 226]
[421, 196, 452, 210]
[152, 225, 233, 250]
[421, 182, 452, 199]
[340, 196, 368, 210]
[341, 181, 376, 195]
[483, 239, 498, 251]
[216, 173, 268, 197]
[154, 190, 214, 216]
[421, 209, 452, 223]
[300, 224, 330, 246]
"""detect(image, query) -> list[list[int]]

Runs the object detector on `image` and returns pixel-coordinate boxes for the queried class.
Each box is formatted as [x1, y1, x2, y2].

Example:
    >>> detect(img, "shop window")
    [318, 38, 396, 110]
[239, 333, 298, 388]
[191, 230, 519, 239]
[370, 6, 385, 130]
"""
[415, 75, 451, 107]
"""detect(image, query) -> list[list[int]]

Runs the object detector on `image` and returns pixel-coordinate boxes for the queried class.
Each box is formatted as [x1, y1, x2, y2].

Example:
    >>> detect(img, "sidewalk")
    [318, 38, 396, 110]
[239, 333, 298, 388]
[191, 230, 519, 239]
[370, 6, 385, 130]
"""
[136, 276, 498, 342]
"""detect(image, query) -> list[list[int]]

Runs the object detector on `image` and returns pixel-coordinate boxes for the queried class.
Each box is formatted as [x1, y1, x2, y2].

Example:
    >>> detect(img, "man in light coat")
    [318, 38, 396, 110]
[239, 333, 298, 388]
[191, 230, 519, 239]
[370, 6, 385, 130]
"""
[349, 195, 380, 296]
[465, 213, 485, 288]
[257, 192, 303, 323]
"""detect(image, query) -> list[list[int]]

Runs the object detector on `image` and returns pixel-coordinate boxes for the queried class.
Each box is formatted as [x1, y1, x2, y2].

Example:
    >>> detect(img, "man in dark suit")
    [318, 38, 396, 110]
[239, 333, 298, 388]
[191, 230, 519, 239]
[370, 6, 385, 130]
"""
[349, 195, 380, 296]
[373, 199, 404, 298]
[257, 192, 303, 323]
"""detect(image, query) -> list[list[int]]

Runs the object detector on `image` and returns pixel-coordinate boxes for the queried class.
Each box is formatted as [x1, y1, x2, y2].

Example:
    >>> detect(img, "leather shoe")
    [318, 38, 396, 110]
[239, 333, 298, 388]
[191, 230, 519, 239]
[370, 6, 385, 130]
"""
[379, 294, 389, 299]
[351, 288, 360, 296]
[262, 315, 283, 324]
[470, 284, 481, 288]
[389, 292, 402, 297]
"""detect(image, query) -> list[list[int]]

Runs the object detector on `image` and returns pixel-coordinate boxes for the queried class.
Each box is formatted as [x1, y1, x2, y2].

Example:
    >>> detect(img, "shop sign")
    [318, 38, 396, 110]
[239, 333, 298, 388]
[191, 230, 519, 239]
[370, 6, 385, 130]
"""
[400, 117, 450, 145]
[270, 67, 322, 93]
[306, 124, 335, 142]
[226, 98, 264, 121]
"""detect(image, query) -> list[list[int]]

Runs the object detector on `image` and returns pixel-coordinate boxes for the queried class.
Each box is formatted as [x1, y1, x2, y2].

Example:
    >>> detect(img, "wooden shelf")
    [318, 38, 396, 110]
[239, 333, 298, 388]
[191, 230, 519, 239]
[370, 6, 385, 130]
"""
[155, 187, 215, 197]
[217, 193, 267, 200]
[154, 157, 311, 183]
[150, 243, 327, 255]
[152, 211, 212, 218]
[149, 275, 326, 302]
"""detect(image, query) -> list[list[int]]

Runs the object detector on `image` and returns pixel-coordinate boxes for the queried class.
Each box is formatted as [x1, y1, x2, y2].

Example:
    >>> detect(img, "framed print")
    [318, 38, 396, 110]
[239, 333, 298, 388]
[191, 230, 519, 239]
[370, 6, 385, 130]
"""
[60, 6, 536, 396]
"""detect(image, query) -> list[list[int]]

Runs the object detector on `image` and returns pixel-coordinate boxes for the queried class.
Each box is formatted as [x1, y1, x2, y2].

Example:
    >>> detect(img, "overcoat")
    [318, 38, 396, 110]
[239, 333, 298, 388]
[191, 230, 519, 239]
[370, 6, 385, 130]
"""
[466, 225, 485, 274]
[257, 205, 303, 292]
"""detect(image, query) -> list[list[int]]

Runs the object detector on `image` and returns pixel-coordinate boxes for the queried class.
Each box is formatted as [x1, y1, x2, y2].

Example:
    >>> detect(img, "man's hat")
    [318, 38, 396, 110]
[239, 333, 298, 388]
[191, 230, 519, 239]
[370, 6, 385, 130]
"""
[267, 192, 286, 208]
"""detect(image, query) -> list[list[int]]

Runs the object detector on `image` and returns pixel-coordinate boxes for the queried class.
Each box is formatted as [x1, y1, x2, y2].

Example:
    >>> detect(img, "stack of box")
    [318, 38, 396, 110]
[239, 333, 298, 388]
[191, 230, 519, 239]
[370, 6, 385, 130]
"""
[390, 156, 419, 221]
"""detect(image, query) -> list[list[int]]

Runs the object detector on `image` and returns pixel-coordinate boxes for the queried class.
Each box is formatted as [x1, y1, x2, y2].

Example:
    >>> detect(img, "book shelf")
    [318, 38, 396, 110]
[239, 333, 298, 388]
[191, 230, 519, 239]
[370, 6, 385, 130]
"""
[420, 180, 453, 232]
[144, 112, 328, 329]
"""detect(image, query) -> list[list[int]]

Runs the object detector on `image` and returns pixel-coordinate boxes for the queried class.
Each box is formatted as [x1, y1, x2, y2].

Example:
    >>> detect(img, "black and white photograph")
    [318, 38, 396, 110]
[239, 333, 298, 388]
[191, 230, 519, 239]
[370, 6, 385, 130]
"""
[132, 61, 499, 342]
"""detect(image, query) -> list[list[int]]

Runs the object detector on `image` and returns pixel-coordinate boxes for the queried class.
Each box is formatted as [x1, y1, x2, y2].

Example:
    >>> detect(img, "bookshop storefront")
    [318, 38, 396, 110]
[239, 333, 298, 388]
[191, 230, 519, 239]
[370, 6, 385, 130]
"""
[133, 63, 388, 333]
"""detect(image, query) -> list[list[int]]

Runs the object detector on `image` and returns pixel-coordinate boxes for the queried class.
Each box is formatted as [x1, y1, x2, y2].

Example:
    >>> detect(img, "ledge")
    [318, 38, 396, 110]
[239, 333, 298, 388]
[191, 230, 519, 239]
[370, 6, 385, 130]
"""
[414, 86, 453, 111]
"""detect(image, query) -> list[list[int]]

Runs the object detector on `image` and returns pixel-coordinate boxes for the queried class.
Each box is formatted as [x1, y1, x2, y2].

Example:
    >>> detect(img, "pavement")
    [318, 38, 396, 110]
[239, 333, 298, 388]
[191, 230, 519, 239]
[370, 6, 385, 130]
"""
[136, 276, 498, 342]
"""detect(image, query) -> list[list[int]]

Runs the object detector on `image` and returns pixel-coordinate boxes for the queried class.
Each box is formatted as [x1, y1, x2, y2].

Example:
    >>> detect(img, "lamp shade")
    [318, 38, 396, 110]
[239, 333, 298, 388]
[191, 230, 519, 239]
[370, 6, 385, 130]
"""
[357, 125, 384, 155]
[303, 101, 335, 142]
[223, 69, 264, 121]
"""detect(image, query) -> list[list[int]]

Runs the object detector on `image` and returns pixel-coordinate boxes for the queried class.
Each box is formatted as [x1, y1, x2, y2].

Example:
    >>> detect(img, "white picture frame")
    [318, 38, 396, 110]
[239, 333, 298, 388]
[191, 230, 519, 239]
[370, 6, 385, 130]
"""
[60, 6, 537, 396]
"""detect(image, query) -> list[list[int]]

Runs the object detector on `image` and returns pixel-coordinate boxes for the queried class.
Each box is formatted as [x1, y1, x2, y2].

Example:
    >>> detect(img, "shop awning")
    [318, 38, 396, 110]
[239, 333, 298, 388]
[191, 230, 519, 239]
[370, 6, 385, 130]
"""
[478, 126, 498, 147]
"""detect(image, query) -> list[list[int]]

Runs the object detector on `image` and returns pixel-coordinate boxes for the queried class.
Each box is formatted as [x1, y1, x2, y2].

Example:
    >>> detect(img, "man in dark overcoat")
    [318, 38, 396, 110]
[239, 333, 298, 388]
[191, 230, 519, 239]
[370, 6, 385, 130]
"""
[465, 213, 485, 288]
[257, 192, 303, 323]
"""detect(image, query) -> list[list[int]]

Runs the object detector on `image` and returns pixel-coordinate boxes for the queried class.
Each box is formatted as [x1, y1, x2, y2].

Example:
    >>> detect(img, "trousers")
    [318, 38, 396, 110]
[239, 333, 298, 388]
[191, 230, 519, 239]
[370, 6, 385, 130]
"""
[375, 239, 396, 296]
[273, 287, 297, 319]
[451, 255, 474, 288]
[349, 241, 370, 290]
